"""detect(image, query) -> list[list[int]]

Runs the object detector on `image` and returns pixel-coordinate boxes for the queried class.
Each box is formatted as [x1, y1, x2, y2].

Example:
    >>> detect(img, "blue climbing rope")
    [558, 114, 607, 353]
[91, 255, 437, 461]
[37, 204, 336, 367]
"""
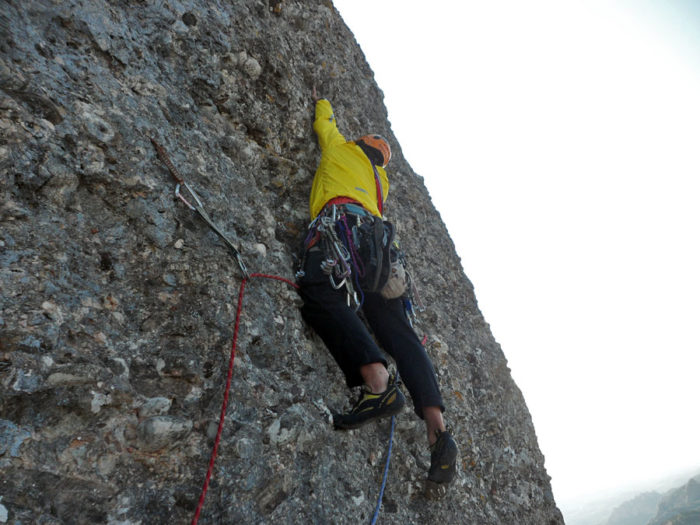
[370, 413, 395, 525]
[370, 371, 403, 525]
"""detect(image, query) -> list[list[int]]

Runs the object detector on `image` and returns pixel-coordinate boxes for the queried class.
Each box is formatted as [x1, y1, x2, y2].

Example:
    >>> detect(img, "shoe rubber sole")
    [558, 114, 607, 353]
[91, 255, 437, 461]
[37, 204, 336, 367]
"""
[426, 430, 458, 493]
[332, 394, 404, 429]
[332, 387, 405, 430]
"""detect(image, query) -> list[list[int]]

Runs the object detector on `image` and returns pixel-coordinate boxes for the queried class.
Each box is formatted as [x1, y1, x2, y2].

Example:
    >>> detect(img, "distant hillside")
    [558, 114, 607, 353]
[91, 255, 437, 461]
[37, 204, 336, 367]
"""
[564, 469, 700, 525]
[599, 473, 700, 525]
[606, 492, 661, 525]
[647, 475, 700, 525]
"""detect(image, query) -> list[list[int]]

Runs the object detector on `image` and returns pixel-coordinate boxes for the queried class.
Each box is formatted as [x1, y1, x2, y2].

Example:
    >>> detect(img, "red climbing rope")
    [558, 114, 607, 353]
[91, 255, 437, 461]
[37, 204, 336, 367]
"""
[191, 273, 299, 525]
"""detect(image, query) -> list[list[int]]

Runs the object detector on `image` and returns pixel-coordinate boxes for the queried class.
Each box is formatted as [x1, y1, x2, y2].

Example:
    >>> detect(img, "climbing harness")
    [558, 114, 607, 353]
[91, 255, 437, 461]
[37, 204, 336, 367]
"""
[150, 138, 249, 279]
[151, 139, 398, 525]
[302, 201, 425, 326]
[303, 203, 389, 310]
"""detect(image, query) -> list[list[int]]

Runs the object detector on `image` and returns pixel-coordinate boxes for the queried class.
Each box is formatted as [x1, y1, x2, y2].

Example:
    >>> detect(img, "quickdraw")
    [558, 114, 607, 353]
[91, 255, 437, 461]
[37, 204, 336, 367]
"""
[150, 138, 250, 279]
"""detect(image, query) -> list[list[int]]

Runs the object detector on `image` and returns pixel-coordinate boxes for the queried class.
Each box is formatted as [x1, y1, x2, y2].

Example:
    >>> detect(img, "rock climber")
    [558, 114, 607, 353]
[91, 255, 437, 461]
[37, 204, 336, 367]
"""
[297, 87, 458, 492]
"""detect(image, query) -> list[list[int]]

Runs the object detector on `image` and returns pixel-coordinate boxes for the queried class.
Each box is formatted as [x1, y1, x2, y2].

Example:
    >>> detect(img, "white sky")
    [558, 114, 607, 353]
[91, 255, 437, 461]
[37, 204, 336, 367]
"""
[334, 0, 700, 510]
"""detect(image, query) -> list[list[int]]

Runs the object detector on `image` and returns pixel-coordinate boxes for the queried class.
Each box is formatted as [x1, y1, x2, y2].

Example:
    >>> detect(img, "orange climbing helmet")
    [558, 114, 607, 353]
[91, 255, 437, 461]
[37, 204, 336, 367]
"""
[356, 134, 391, 168]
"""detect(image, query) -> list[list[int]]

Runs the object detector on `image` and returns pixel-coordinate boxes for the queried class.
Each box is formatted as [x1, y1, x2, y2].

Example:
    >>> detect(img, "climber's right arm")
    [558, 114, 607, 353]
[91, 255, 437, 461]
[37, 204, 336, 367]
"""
[313, 98, 346, 151]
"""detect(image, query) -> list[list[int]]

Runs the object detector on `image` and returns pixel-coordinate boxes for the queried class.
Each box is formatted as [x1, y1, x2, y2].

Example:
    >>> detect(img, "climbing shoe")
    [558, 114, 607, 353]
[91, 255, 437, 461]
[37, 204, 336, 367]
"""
[333, 375, 405, 430]
[425, 429, 458, 498]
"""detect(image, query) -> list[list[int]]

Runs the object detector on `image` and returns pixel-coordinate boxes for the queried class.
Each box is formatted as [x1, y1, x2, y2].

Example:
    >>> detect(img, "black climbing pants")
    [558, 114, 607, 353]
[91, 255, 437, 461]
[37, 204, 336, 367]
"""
[299, 247, 444, 419]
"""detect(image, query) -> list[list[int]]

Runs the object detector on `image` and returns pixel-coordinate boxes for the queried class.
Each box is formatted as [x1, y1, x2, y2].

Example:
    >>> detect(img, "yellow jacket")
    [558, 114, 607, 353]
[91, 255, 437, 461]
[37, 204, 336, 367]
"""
[309, 99, 389, 219]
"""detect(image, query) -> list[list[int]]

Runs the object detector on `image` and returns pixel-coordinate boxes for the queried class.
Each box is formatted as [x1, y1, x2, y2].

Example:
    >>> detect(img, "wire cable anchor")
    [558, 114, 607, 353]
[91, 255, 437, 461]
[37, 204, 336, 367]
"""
[150, 137, 250, 279]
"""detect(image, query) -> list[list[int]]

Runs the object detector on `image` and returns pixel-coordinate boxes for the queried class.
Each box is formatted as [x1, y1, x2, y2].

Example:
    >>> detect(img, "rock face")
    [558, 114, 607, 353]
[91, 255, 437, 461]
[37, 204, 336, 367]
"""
[0, 1, 564, 523]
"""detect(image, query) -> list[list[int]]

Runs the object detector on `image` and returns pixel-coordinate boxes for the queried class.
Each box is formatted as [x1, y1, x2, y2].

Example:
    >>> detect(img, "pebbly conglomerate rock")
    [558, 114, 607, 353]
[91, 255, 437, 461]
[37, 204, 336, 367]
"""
[0, 1, 564, 523]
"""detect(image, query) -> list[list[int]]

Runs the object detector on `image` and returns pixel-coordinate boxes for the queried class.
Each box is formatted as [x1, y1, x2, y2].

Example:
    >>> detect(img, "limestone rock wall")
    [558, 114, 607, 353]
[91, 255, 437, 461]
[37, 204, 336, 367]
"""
[0, 1, 563, 523]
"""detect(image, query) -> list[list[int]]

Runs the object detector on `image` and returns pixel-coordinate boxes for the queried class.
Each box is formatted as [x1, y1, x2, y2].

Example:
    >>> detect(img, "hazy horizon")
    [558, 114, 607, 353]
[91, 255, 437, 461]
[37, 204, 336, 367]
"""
[562, 465, 700, 525]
